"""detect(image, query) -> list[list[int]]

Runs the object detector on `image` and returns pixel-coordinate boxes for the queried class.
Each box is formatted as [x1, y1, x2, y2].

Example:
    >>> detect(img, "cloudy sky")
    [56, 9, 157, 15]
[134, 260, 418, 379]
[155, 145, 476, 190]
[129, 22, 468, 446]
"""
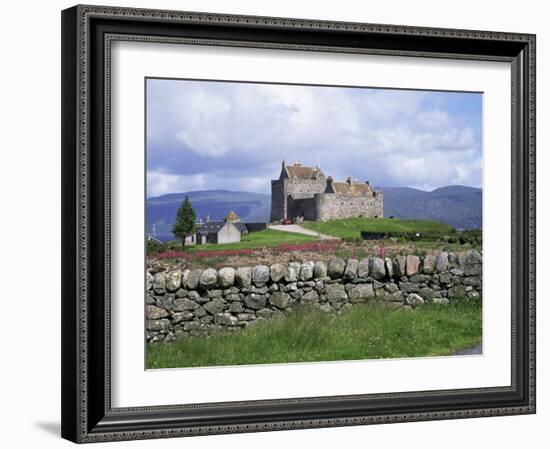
[146, 78, 482, 198]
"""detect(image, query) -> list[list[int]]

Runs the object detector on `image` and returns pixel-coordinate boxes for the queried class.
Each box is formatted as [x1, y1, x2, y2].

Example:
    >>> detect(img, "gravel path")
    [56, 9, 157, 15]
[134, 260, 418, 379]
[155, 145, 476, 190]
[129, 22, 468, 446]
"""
[268, 224, 339, 240]
[453, 343, 482, 355]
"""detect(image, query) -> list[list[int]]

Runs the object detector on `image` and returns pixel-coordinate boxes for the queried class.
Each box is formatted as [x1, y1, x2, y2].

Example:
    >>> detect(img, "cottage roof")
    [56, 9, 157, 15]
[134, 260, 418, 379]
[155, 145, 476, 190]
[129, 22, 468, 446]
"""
[197, 221, 247, 235]
[285, 164, 324, 180]
[330, 181, 373, 196]
[197, 222, 224, 235]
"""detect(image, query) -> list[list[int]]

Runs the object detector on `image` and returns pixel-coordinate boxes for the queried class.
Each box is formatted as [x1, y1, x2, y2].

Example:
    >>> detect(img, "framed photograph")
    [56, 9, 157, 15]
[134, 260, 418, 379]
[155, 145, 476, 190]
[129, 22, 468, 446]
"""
[61, 4, 536, 443]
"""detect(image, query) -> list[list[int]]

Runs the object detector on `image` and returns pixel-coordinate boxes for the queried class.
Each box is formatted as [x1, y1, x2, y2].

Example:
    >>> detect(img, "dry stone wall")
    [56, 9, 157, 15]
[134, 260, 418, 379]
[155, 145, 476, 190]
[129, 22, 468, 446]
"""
[146, 250, 482, 343]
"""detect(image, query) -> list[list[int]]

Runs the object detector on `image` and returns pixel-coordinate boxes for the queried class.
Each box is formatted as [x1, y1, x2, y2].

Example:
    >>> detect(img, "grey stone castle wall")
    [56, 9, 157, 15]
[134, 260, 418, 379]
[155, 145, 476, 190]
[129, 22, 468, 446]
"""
[288, 196, 318, 221]
[270, 179, 286, 221]
[315, 191, 384, 221]
[146, 250, 482, 343]
[285, 177, 326, 198]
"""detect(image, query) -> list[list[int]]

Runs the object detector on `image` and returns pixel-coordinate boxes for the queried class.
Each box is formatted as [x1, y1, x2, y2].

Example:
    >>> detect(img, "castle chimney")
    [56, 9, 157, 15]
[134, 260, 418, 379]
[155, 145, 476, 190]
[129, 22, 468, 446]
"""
[325, 176, 334, 193]
[204, 214, 210, 223]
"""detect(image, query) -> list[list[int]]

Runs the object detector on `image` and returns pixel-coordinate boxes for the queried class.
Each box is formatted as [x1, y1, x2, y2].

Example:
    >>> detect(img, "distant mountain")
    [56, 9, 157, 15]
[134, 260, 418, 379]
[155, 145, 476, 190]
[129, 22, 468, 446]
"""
[147, 190, 270, 241]
[381, 185, 482, 230]
[147, 186, 481, 241]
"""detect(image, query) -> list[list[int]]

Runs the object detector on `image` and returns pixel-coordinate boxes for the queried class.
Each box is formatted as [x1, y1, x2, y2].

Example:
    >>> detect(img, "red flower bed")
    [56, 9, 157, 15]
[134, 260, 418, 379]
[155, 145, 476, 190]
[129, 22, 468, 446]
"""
[152, 248, 256, 261]
[150, 241, 342, 262]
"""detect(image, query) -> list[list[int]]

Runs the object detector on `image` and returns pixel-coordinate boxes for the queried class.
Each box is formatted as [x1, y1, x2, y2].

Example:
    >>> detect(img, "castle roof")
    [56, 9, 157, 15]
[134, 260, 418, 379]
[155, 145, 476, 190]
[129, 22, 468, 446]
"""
[284, 164, 324, 180]
[329, 181, 374, 196]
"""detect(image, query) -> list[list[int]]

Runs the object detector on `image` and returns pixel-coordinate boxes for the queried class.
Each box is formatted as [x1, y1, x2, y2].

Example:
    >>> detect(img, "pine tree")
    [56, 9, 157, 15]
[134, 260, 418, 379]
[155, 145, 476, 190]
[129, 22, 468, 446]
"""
[172, 196, 197, 247]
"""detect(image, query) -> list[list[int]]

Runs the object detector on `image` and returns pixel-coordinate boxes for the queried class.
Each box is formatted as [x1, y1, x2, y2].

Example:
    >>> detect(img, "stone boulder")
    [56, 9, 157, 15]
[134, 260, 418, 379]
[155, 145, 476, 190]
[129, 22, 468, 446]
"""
[406, 255, 420, 276]
[214, 313, 239, 327]
[235, 267, 252, 288]
[436, 252, 449, 273]
[186, 269, 203, 290]
[343, 259, 358, 280]
[171, 311, 194, 323]
[146, 304, 169, 319]
[203, 298, 226, 315]
[313, 261, 328, 279]
[166, 270, 182, 292]
[393, 255, 407, 277]
[269, 291, 291, 309]
[147, 319, 171, 332]
[348, 284, 374, 302]
[300, 290, 320, 304]
[244, 293, 267, 310]
[325, 284, 348, 302]
[406, 293, 425, 308]
[228, 302, 244, 313]
[285, 262, 301, 282]
[199, 268, 218, 289]
[146, 272, 154, 291]
[173, 297, 200, 311]
[270, 263, 286, 283]
[327, 257, 346, 279]
[422, 255, 437, 274]
[217, 267, 235, 288]
[300, 261, 315, 281]
[357, 258, 370, 278]
[153, 272, 168, 294]
[369, 257, 386, 280]
[385, 257, 393, 278]
[252, 265, 270, 285]
[187, 290, 209, 304]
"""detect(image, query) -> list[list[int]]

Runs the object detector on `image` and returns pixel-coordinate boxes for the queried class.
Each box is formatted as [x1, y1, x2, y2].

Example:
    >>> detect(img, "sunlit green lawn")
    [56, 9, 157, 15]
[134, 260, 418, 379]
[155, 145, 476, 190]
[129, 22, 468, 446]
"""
[301, 217, 456, 239]
[175, 228, 319, 253]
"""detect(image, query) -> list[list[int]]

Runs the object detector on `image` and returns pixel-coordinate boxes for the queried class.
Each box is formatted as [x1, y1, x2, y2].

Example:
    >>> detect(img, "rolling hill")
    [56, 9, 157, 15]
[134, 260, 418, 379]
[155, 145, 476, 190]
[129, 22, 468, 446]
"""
[147, 185, 481, 240]
[381, 185, 482, 230]
[146, 190, 271, 241]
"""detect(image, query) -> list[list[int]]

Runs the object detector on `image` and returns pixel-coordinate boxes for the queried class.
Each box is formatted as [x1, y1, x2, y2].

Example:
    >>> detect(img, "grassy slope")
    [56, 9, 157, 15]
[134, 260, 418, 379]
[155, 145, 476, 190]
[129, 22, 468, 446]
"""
[184, 228, 318, 252]
[147, 301, 482, 369]
[301, 218, 456, 239]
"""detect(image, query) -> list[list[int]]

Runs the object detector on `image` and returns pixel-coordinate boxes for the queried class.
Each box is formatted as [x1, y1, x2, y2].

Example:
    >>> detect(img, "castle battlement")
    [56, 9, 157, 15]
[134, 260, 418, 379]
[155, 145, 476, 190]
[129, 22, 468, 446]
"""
[270, 161, 383, 222]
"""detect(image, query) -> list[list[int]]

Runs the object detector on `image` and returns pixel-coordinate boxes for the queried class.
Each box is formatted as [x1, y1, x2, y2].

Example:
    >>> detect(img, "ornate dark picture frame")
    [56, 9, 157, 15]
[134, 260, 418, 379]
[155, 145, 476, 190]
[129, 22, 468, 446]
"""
[61, 4, 536, 443]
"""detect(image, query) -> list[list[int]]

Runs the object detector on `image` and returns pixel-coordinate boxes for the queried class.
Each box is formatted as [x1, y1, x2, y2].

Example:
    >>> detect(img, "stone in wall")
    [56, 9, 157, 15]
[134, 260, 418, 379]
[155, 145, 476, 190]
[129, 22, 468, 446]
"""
[327, 257, 346, 279]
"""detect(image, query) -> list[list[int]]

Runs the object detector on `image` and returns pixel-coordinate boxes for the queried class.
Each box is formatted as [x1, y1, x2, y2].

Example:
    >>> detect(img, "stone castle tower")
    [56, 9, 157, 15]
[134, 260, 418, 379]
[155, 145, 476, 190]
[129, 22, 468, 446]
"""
[270, 160, 383, 222]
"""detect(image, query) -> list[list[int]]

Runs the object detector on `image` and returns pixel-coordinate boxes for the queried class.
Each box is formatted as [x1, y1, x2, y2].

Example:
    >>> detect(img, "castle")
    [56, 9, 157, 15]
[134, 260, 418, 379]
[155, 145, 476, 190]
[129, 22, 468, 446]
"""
[270, 161, 383, 222]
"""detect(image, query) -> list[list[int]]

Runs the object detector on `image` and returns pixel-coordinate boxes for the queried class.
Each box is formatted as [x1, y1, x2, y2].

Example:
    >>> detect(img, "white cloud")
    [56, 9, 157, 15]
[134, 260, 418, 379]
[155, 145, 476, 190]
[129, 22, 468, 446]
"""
[147, 79, 482, 192]
[147, 170, 206, 197]
[147, 169, 270, 197]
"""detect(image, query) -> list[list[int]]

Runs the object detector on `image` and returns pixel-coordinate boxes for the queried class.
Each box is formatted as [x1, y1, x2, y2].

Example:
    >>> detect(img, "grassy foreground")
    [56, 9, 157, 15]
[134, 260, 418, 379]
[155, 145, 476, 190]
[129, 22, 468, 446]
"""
[301, 217, 456, 240]
[147, 301, 482, 369]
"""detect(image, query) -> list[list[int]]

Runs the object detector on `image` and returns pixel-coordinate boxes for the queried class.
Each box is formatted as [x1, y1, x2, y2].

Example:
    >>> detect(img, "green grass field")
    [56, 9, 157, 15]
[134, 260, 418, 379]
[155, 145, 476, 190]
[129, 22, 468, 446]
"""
[301, 217, 456, 240]
[147, 300, 482, 369]
[189, 228, 318, 251]
[159, 228, 319, 254]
